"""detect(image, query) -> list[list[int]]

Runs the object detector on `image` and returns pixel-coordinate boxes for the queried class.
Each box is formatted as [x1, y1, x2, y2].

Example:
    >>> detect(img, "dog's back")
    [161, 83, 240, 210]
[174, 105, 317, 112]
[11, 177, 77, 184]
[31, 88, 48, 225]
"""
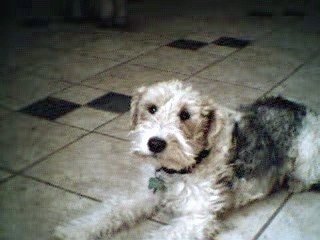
[231, 97, 306, 177]
[229, 96, 319, 207]
[249, 97, 307, 158]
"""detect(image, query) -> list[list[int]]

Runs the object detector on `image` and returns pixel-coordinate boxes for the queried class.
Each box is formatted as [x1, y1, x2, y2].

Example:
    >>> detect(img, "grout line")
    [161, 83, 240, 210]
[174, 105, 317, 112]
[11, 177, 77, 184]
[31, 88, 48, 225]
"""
[0, 167, 16, 175]
[46, 81, 79, 98]
[19, 111, 128, 174]
[0, 104, 15, 112]
[261, 48, 320, 98]
[14, 104, 129, 143]
[75, 44, 166, 84]
[0, 154, 103, 203]
[252, 193, 292, 240]
[93, 131, 129, 142]
[90, 112, 130, 141]
[17, 132, 91, 174]
[24, 171, 103, 203]
[81, 111, 130, 141]
[68, 82, 114, 92]
[1, 167, 102, 203]
[53, 120, 97, 132]
[53, 113, 120, 132]
[24, 174, 103, 202]
[69, 62, 188, 96]
[186, 74, 265, 91]
[188, 49, 244, 77]
[148, 218, 168, 226]
[0, 151, 103, 203]
[6, 82, 77, 112]
[57, 82, 110, 94]
[50, 111, 129, 142]
[29, 112, 130, 142]
[128, 62, 194, 77]
[0, 173, 18, 185]
[14, 111, 92, 133]
[130, 63, 189, 78]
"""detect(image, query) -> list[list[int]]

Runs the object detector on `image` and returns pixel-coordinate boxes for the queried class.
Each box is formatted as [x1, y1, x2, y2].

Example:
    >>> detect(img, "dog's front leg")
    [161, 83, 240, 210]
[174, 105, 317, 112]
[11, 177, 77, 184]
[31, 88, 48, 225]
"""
[145, 214, 219, 240]
[53, 194, 160, 240]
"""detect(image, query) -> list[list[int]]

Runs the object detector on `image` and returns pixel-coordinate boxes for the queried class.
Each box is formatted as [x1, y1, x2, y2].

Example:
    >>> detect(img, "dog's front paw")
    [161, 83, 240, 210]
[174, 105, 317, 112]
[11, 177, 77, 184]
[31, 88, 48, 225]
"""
[52, 225, 89, 240]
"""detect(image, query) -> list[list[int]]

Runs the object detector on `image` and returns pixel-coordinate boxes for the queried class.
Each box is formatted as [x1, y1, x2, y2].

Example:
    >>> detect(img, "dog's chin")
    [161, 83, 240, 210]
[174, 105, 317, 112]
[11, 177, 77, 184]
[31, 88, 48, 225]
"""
[132, 148, 195, 171]
[161, 163, 194, 172]
[157, 152, 196, 171]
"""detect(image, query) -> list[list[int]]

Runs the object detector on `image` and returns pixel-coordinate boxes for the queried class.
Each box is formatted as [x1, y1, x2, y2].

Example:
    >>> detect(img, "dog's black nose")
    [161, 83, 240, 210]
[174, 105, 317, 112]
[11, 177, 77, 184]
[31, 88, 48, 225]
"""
[148, 137, 167, 153]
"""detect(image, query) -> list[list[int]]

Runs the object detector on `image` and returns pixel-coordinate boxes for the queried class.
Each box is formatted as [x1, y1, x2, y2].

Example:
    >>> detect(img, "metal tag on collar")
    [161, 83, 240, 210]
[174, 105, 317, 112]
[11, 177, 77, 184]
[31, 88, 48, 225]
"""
[148, 177, 166, 193]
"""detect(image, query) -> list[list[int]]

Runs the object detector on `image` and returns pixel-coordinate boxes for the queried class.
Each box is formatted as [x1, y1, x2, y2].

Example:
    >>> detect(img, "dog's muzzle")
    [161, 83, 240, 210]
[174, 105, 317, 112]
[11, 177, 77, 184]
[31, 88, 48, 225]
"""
[148, 137, 167, 153]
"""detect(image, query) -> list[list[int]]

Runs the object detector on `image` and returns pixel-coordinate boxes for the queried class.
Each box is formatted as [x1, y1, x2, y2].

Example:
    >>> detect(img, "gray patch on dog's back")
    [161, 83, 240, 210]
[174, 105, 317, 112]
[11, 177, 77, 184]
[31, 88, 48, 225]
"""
[230, 114, 278, 178]
[249, 96, 306, 154]
[231, 97, 306, 179]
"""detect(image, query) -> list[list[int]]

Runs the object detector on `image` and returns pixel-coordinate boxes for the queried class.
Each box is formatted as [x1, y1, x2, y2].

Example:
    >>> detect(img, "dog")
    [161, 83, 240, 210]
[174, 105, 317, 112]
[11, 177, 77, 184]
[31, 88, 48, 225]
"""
[54, 80, 320, 240]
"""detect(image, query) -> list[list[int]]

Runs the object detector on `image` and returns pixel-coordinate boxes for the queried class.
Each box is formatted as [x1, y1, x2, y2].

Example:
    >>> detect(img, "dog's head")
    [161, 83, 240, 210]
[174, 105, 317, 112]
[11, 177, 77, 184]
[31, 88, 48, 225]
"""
[130, 80, 224, 171]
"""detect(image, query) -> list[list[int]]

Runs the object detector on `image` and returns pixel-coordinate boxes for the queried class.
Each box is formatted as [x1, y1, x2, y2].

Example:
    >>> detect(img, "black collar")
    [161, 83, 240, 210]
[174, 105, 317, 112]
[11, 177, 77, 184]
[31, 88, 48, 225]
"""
[156, 149, 211, 175]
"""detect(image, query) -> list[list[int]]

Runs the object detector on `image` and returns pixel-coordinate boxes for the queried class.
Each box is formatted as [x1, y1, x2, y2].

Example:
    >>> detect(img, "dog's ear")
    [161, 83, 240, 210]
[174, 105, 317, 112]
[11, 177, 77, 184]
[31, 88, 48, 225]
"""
[130, 86, 146, 129]
[201, 99, 225, 149]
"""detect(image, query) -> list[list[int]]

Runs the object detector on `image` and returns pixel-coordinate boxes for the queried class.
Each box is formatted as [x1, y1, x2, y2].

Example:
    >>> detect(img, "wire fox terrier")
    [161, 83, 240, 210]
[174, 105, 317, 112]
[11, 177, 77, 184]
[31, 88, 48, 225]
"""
[54, 80, 320, 240]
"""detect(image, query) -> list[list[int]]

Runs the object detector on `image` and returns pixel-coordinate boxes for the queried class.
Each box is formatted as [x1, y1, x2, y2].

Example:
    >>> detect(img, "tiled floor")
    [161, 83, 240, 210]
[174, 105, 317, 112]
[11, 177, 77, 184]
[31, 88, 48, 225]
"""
[1, 0, 320, 239]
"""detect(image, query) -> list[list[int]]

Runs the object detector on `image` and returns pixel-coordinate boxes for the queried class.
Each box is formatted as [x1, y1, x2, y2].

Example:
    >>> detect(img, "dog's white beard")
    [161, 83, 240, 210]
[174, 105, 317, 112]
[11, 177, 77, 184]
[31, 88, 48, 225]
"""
[130, 121, 194, 157]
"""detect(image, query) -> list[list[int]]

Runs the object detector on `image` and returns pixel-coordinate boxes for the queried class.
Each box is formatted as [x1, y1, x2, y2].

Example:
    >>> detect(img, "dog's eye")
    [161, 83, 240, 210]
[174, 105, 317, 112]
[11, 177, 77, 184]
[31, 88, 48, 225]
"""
[179, 109, 191, 121]
[148, 105, 158, 114]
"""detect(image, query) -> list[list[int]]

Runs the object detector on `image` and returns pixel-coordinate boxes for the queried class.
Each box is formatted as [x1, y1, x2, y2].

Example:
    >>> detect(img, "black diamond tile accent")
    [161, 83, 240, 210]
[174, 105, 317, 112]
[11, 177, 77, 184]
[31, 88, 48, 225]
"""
[166, 39, 208, 50]
[87, 92, 131, 113]
[283, 10, 305, 17]
[20, 97, 81, 120]
[212, 37, 251, 48]
[248, 11, 273, 17]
